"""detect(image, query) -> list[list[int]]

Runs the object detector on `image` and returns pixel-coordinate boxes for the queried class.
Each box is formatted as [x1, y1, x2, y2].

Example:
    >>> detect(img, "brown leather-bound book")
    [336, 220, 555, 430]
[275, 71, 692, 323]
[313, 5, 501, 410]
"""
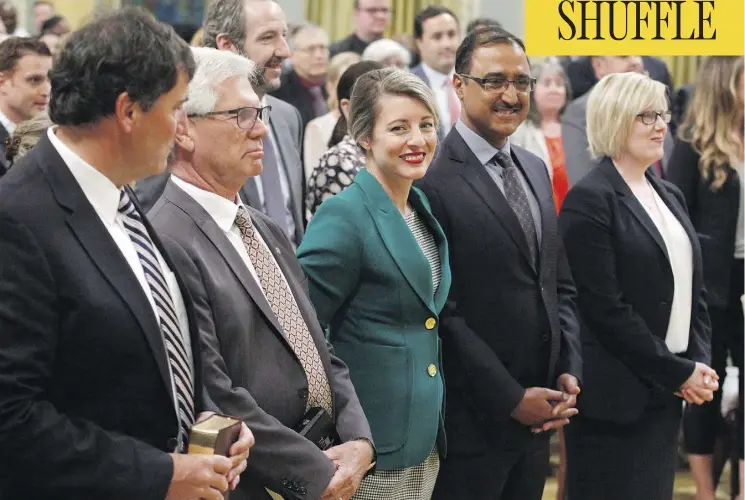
[188, 414, 242, 500]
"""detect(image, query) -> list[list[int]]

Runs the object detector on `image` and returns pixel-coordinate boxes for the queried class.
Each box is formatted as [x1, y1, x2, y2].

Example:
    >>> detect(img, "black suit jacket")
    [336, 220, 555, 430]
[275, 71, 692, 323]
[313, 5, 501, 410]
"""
[270, 69, 328, 132]
[416, 128, 581, 454]
[667, 137, 740, 308]
[559, 159, 711, 424]
[567, 56, 674, 100]
[0, 122, 9, 177]
[148, 180, 371, 500]
[0, 135, 210, 499]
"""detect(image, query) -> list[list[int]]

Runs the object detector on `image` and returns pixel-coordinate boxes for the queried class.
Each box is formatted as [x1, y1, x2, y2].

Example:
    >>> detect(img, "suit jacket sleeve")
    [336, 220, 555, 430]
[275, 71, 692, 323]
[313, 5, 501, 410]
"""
[666, 183, 712, 366]
[294, 197, 373, 445]
[158, 233, 337, 500]
[559, 186, 696, 392]
[419, 180, 527, 420]
[561, 101, 592, 186]
[555, 231, 583, 383]
[0, 213, 173, 499]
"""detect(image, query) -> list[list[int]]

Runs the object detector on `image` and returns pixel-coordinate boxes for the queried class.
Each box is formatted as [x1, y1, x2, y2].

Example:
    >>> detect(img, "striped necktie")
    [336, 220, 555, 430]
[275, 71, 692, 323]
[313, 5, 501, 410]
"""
[118, 189, 195, 451]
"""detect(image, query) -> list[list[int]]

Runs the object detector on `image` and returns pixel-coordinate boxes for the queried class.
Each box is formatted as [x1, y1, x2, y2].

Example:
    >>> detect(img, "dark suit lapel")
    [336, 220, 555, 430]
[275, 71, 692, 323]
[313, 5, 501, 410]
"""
[450, 131, 536, 271]
[36, 136, 174, 403]
[0, 122, 9, 171]
[162, 181, 288, 347]
[357, 169, 436, 311]
[512, 147, 554, 273]
[410, 188, 451, 313]
[599, 159, 670, 262]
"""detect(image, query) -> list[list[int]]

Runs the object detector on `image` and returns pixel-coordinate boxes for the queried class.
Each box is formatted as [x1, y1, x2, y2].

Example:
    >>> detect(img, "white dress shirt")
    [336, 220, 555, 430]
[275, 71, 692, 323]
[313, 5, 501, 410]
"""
[0, 109, 16, 135]
[170, 175, 293, 300]
[420, 63, 458, 134]
[630, 177, 693, 353]
[47, 128, 194, 395]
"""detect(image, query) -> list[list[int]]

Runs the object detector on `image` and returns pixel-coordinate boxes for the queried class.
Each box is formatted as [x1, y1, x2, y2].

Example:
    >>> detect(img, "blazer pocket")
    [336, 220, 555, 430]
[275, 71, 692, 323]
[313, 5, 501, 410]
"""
[332, 342, 412, 454]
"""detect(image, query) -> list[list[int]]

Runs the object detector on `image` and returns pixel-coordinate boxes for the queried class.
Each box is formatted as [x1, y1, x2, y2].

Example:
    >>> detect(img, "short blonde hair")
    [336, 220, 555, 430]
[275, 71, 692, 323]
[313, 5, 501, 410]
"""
[586, 72, 668, 160]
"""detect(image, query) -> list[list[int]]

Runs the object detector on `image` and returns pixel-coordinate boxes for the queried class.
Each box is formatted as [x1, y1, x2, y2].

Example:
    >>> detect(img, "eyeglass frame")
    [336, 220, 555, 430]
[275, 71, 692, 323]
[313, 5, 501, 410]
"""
[187, 105, 272, 131]
[456, 73, 537, 94]
[636, 110, 672, 125]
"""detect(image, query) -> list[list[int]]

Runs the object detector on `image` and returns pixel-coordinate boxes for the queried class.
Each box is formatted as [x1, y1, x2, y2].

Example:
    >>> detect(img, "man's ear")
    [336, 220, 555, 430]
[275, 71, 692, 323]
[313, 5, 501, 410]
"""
[174, 111, 195, 153]
[114, 91, 137, 133]
[215, 33, 239, 54]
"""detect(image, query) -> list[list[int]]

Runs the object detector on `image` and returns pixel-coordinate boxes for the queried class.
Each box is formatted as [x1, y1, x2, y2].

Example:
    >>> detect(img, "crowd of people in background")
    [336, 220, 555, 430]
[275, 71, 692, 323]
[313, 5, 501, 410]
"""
[0, 1, 742, 500]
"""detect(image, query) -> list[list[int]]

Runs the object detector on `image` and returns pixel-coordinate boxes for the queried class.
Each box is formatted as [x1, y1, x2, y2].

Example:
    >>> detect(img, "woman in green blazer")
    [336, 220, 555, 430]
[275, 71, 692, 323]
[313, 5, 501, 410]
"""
[297, 68, 451, 500]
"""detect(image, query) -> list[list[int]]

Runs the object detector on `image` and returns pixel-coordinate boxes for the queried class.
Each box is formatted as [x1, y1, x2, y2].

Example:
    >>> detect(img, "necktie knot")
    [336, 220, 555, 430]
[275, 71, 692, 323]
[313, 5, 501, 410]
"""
[118, 189, 137, 216]
[495, 151, 515, 170]
[235, 205, 254, 235]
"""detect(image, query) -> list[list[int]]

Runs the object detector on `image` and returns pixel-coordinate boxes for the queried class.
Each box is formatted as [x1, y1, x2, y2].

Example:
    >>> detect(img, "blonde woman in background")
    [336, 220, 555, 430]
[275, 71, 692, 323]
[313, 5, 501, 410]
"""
[668, 56, 745, 500]
[303, 51, 360, 181]
[4, 112, 52, 167]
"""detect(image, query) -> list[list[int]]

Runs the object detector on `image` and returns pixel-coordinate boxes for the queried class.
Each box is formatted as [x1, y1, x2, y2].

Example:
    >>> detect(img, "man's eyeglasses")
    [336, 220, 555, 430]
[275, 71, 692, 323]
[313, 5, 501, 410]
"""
[188, 105, 271, 130]
[457, 74, 536, 94]
[636, 110, 672, 125]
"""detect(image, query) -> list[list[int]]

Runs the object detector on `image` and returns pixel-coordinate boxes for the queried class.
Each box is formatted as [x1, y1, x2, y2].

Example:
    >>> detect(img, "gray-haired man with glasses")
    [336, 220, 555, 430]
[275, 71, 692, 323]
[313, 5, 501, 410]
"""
[416, 26, 582, 500]
[148, 46, 373, 500]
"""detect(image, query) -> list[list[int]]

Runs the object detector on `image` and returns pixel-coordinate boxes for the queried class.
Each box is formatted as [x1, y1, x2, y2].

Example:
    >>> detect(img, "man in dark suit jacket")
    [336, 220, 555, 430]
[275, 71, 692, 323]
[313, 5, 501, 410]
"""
[0, 10, 252, 499]
[417, 27, 582, 500]
[566, 55, 674, 100]
[149, 46, 374, 500]
[0, 36, 53, 177]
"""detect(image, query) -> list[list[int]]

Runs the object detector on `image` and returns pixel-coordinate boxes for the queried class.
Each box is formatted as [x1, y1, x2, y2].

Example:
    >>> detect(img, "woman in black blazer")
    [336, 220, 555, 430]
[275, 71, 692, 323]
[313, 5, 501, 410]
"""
[559, 72, 718, 500]
[667, 56, 744, 500]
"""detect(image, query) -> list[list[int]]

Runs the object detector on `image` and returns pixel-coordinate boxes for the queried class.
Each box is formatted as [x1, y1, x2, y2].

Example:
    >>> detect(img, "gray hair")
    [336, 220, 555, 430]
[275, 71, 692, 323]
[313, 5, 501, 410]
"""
[288, 22, 326, 51]
[184, 46, 257, 116]
[203, 0, 254, 50]
[361, 38, 411, 67]
[348, 68, 438, 148]
[527, 60, 572, 125]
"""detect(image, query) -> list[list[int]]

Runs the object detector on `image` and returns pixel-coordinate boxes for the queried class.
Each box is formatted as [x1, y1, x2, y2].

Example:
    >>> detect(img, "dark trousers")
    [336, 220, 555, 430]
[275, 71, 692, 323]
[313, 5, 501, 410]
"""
[684, 258, 744, 459]
[565, 401, 682, 500]
[433, 435, 550, 500]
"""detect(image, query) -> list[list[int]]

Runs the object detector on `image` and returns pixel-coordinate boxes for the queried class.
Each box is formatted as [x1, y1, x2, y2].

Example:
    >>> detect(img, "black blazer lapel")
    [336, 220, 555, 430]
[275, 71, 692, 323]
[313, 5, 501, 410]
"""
[36, 136, 175, 404]
[512, 147, 555, 274]
[448, 130, 537, 272]
[599, 159, 670, 262]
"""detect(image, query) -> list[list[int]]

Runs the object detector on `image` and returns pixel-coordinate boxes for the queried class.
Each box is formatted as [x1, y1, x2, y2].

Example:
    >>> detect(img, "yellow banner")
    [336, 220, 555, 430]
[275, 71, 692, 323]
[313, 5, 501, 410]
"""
[525, 0, 744, 55]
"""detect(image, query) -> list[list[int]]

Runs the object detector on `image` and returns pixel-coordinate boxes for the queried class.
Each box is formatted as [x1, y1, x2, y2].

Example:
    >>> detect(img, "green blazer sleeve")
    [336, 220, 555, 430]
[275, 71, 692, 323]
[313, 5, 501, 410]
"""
[297, 194, 363, 329]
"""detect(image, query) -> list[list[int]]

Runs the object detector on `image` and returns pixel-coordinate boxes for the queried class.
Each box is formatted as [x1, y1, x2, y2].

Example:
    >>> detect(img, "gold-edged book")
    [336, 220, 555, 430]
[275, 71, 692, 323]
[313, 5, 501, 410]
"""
[188, 414, 242, 499]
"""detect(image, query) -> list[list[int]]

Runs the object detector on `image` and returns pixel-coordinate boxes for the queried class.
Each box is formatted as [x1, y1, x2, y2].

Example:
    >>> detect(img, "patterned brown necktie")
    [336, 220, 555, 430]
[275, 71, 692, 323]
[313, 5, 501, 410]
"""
[235, 206, 333, 415]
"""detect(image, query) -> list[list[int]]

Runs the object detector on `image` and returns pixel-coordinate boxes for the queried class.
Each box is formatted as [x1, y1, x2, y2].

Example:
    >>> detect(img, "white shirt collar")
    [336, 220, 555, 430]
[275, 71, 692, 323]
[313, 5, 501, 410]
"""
[0, 109, 16, 135]
[170, 175, 243, 233]
[46, 127, 121, 225]
[421, 62, 455, 88]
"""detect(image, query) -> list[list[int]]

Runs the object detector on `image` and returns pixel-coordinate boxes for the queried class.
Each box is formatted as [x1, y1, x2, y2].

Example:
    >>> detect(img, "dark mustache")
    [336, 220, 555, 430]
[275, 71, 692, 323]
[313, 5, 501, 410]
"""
[493, 103, 522, 112]
[253, 57, 284, 85]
